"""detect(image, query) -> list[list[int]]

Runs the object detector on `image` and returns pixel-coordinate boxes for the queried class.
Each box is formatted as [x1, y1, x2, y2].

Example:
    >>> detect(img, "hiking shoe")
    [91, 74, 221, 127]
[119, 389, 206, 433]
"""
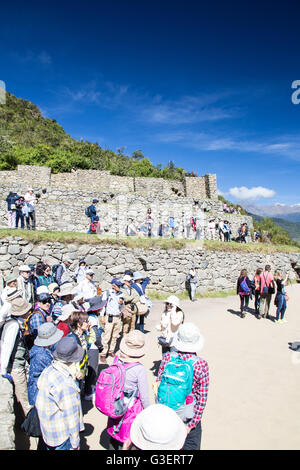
[257, 315, 261, 319]
[241, 313, 245, 318]
[274, 319, 281, 324]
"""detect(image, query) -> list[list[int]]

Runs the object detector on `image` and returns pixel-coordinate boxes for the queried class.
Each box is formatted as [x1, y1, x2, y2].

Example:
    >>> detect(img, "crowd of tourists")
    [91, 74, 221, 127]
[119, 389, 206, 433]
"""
[236, 264, 290, 322]
[0, 258, 209, 451]
[85, 200, 251, 242]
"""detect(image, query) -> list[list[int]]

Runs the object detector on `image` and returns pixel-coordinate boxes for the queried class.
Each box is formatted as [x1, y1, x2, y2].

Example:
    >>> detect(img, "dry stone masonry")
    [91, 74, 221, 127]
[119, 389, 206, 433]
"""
[0, 236, 299, 294]
[0, 165, 252, 237]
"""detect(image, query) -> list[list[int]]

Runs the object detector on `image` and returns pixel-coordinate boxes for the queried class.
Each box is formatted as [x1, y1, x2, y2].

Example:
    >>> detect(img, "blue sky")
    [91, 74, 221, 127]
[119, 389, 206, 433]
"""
[1, 0, 300, 206]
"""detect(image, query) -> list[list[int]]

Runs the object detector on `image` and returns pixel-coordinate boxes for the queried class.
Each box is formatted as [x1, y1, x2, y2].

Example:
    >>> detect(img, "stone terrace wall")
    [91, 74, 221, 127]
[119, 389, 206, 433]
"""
[0, 165, 251, 236]
[0, 182, 253, 237]
[0, 236, 299, 294]
[0, 165, 218, 198]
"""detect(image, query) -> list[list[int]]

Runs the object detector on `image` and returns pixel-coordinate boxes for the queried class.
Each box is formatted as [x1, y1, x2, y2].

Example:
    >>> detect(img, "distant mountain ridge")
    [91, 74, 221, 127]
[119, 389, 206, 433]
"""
[249, 212, 300, 242]
[242, 202, 300, 223]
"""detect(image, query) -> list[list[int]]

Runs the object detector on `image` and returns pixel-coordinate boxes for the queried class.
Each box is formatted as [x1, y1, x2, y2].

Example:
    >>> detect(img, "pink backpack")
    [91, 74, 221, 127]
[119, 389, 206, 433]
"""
[95, 356, 139, 419]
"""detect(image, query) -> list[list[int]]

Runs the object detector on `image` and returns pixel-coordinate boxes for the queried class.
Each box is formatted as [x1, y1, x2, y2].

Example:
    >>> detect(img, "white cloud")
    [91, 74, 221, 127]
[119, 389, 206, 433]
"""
[229, 186, 276, 200]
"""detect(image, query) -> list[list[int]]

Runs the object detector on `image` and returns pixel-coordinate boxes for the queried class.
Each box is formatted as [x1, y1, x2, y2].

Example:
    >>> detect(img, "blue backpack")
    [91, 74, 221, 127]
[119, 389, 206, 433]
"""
[240, 277, 250, 294]
[157, 353, 196, 416]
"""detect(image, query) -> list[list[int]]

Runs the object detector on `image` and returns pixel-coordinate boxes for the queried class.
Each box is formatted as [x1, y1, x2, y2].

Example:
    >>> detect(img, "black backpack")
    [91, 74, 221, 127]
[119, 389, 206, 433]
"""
[51, 264, 60, 282]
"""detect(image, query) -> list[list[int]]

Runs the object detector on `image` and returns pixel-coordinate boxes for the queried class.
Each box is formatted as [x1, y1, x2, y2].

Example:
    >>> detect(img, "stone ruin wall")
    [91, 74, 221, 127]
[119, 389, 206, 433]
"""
[0, 165, 252, 237]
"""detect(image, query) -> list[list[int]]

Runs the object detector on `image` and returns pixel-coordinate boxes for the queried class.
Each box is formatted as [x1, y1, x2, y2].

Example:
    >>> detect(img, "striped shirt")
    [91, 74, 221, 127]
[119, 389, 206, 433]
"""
[35, 360, 84, 448]
[157, 352, 209, 429]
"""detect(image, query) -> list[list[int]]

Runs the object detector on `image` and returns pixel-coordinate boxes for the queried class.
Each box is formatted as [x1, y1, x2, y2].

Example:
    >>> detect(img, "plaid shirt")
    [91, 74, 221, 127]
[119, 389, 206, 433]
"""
[35, 360, 84, 448]
[29, 308, 47, 339]
[157, 352, 209, 428]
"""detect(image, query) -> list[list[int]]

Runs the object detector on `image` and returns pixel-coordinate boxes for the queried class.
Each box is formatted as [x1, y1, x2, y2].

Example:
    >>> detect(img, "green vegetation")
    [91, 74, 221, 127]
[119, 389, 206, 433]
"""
[0, 92, 195, 180]
[148, 288, 237, 301]
[0, 229, 299, 253]
[252, 217, 300, 248]
[251, 213, 300, 243]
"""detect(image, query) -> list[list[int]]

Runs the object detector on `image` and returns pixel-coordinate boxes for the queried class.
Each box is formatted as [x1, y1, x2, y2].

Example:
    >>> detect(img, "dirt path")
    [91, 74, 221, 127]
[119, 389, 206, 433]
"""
[78, 283, 300, 451]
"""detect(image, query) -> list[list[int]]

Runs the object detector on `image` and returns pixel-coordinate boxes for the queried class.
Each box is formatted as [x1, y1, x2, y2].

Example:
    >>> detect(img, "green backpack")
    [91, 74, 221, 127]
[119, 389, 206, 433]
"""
[157, 353, 196, 412]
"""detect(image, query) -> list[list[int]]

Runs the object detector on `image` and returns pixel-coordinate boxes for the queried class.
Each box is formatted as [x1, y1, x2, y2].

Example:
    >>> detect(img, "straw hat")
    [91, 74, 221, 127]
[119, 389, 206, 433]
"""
[6, 287, 23, 302]
[5, 273, 17, 284]
[34, 323, 63, 347]
[59, 283, 74, 297]
[118, 330, 146, 362]
[10, 297, 32, 317]
[130, 404, 187, 450]
[48, 283, 60, 295]
[172, 322, 204, 353]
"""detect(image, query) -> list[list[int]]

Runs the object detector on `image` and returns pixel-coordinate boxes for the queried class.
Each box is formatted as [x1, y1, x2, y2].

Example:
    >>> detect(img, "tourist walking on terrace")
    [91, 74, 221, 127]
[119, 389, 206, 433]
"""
[24, 188, 37, 230]
[6, 191, 19, 229]
[258, 265, 275, 319]
[15, 195, 25, 229]
[236, 269, 252, 318]
[274, 271, 289, 324]
[35, 336, 85, 450]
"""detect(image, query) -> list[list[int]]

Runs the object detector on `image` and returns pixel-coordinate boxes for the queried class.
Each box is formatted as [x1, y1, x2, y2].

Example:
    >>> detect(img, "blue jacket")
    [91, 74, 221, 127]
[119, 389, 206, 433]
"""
[131, 277, 150, 296]
[27, 345, 54, 405]
[6, 192, 19, 211]
[89, 204, 97, 221]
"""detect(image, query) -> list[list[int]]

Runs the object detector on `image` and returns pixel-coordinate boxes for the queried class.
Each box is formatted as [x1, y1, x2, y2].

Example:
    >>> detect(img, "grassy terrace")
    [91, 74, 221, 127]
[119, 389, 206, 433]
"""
[0, 229, 299, 253]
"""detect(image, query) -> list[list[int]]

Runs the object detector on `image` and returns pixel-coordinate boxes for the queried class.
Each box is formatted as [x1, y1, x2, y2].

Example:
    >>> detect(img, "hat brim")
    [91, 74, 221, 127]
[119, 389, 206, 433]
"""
[172, 334, 204, 353]
[34, 328, 63, 347]
[53, 344, 84, 363]
[119, 338, 146, 358]
[11, 302, 32, 317]
[130, 410, 187, 450]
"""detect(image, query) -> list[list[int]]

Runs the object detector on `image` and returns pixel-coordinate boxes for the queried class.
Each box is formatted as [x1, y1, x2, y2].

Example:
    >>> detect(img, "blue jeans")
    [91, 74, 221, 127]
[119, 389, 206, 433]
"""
[16, 211, 25, 229]
[276, 293, 287, 321]
[46, 438, 72, 450]
[135, 315, 145, 333]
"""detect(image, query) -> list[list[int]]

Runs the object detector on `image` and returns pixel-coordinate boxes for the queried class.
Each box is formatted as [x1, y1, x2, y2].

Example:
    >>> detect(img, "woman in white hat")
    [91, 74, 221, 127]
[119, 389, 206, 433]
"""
[105, 330, 150, 450]
[156, 295, 184, 355]
[128, 403, 187, 450]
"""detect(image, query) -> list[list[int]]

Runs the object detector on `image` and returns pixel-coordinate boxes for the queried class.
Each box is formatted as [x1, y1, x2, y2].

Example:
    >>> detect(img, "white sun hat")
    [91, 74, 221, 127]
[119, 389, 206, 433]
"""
[130, 404, 187, 450]
[165, 295, 181, 310]
[172, 322, 204, 353]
